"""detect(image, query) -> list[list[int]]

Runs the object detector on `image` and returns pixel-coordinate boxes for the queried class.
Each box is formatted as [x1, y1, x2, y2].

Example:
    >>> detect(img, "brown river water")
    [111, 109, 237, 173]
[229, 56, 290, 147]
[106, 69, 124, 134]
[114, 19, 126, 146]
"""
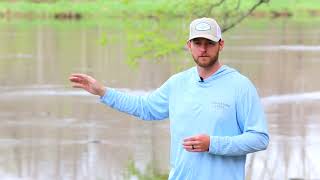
[0, 19, 319, 180]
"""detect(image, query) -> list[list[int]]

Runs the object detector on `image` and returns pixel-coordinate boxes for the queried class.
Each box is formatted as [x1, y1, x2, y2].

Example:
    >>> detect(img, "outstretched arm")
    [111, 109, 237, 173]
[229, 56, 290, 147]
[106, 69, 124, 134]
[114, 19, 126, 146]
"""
[69, 73, 106, 97]
[69, 73, 170, 121]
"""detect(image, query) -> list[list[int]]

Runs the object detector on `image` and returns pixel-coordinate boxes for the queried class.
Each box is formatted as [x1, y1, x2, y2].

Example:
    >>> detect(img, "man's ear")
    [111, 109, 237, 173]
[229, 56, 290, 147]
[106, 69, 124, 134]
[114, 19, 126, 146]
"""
[219, 39, 224, 51]
[186, 41, 191, 50]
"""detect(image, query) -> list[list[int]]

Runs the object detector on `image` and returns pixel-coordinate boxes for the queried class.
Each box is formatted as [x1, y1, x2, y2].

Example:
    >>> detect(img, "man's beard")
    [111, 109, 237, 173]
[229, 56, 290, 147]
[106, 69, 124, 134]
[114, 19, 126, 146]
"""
[193, 53, 219, 68]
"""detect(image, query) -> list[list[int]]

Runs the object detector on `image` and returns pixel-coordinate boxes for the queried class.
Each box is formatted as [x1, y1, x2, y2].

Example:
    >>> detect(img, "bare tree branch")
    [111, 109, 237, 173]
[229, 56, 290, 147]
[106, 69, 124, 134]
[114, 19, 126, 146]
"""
[206, 0, 226, 16]
[235, 0, 241, 11]
[221, 0, 267, 32]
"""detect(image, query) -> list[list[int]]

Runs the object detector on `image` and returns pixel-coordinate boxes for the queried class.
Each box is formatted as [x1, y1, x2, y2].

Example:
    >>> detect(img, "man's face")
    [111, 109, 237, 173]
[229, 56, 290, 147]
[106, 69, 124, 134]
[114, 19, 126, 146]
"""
[188, 38, 224, 68]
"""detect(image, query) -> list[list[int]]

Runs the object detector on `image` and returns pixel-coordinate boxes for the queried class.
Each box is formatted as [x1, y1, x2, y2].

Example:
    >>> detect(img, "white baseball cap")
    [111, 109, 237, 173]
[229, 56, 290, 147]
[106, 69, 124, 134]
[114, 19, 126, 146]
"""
[188, 17, 222, 42]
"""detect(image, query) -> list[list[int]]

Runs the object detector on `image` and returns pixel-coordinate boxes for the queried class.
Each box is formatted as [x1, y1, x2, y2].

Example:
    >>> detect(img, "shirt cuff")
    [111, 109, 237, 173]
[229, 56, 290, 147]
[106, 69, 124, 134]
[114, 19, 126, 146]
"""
[208, 136, 219, 154]
[100, 88, 115, 106]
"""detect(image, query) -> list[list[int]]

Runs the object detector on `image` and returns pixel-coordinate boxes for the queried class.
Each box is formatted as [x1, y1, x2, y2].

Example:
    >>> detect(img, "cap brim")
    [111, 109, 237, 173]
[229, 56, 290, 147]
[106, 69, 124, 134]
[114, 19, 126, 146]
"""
[188, 34, 220, 42]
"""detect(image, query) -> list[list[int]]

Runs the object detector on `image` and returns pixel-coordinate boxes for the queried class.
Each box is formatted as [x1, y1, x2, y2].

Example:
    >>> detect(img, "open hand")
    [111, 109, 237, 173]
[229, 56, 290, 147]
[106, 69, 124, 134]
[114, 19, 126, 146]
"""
[69, 73, 106, 97]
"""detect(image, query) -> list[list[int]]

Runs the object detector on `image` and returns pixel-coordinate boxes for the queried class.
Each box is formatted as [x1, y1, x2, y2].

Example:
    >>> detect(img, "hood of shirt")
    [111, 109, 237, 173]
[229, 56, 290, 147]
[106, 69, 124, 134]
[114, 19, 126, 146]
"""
[192, 65, 237, 86]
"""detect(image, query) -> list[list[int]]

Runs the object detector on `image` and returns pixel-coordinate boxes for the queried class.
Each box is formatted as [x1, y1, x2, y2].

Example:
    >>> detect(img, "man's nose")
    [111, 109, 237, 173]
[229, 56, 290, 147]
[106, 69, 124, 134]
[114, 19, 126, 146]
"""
[199, 44, 208, 52]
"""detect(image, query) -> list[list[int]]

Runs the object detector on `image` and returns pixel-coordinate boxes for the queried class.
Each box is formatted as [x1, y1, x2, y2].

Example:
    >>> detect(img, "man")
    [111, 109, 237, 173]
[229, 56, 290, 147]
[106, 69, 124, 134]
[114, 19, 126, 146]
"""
[69, 17, 269, 180]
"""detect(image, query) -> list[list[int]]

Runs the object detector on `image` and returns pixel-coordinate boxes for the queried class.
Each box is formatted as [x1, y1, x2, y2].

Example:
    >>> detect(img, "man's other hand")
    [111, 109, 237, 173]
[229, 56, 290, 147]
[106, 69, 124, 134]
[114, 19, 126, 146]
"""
[183, 134, 210, 152]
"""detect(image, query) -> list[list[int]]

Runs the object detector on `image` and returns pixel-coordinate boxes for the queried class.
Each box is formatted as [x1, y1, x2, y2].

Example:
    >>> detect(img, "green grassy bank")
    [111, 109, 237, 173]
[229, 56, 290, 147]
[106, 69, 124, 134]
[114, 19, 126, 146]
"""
[0, 0, 319, 20]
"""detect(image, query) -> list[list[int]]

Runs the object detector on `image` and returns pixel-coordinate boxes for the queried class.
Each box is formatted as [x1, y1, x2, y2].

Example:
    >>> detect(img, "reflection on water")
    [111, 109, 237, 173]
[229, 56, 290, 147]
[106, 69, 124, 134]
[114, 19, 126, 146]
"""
[228, 45, 320, 51]
[0, 19, 320, 179]
[0, 86, 151, 98]
[262, 92, 320, 105]
[2, 86, 320, 103]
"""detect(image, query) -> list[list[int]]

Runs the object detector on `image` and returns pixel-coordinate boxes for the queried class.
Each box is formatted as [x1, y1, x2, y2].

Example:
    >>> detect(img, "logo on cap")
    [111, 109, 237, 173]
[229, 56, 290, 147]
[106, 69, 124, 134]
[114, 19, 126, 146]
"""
[195, 22, 211, 31]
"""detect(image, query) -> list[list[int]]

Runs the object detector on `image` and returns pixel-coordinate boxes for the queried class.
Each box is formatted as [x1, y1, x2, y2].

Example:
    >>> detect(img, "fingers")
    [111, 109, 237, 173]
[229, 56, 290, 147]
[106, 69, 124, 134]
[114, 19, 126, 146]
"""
[71, 73, 96, 81]
[69, 73, 97, 84]
[183, 136, 197, 142]
[183, 136, 199, 149]
[70, 73, 89, 78]
[69, 74, 89, 81]
[71, 82, 85, 89]
[183, 144, 204, 152]
[69, 73, 105, 96]
[69, 76, 82, 83]
[183, 140, 202, 152]
[69, 74, 90, 86]
[69, 74, 83, 82]
[69, 73, 93, 87]
[183, 144, 201, 152]
[184, 145, 207, 152]
[182, 134, 210, 152]
[182, 141, 199, 146]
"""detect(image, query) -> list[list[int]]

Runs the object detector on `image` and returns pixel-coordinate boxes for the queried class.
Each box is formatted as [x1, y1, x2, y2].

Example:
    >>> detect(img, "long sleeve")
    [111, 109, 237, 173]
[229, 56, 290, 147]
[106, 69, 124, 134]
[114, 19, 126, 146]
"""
[100, 79, 170, 120]
[208, 81, 269, 156]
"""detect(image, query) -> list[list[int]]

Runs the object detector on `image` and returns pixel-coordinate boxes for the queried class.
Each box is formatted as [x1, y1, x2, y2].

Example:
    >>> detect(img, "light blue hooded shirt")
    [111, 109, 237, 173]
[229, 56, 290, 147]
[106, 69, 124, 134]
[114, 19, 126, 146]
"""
[100, 65, 269, 180]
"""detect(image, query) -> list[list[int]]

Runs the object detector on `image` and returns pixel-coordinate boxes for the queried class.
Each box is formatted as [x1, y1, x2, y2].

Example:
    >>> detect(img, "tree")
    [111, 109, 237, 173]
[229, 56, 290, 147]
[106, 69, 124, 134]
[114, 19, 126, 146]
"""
[121, 0, 270, 67]
[171, 0, 270, 32]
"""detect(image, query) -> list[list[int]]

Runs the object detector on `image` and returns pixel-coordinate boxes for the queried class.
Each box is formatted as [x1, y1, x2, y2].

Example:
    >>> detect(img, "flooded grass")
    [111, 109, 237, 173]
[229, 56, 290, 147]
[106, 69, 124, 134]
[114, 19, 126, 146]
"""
[125, 159, 168, 180]
[0, 0, 320, 21]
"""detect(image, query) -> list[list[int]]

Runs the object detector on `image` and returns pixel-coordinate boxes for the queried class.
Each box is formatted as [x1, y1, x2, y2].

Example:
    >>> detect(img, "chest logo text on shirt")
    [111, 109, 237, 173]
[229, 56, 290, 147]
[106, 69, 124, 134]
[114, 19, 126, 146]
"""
[210, 102, 230, 111]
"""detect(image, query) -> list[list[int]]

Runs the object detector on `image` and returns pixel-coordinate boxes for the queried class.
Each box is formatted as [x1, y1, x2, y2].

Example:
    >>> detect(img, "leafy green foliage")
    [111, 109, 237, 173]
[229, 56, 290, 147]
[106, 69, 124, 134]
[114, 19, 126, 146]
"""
[96, 17, 188, 68]
[1, 0, 319, 67]
[125, 159, 168, 180]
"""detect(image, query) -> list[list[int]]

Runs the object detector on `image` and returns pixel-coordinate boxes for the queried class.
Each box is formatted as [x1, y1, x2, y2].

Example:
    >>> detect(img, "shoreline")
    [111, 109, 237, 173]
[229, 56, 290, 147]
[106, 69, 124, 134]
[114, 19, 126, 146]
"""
[0, 1, 320, 21]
